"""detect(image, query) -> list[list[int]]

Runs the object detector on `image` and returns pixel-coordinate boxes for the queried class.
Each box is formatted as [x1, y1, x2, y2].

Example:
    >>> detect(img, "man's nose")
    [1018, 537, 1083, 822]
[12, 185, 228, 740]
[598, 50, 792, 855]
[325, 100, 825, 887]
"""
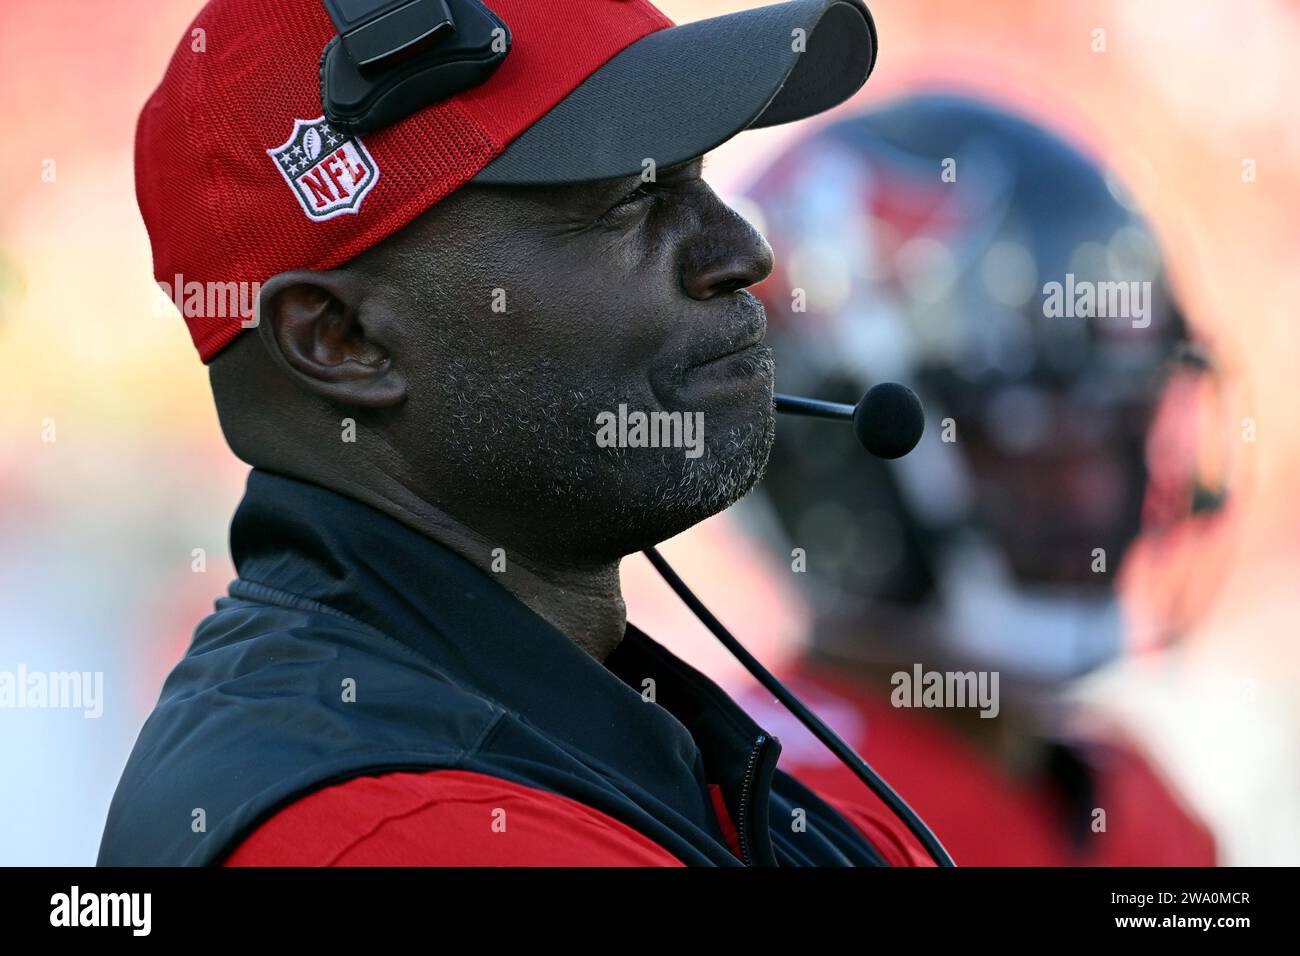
[679, 198, 775, 300]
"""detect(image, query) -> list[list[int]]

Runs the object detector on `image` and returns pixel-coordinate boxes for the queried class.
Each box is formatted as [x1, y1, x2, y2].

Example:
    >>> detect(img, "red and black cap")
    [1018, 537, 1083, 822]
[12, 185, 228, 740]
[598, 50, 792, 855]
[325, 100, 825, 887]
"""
[136, 0, 877, 361]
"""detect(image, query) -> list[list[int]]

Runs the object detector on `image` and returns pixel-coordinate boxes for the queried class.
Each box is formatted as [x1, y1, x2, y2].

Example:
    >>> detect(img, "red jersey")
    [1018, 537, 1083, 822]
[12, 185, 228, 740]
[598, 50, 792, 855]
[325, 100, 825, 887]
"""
[737, 660, 1217, 866]
[224, 769, 933, 867]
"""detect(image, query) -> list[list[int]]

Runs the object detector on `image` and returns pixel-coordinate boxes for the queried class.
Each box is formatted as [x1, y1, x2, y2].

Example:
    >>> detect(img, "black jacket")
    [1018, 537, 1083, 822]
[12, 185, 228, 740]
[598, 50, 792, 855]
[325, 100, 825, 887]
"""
[98, 470, 892, 866]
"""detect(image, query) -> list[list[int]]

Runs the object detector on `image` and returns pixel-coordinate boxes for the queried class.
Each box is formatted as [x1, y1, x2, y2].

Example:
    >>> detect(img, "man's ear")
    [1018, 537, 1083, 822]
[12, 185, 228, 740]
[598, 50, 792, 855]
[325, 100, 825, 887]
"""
[254, 269, 406, 408]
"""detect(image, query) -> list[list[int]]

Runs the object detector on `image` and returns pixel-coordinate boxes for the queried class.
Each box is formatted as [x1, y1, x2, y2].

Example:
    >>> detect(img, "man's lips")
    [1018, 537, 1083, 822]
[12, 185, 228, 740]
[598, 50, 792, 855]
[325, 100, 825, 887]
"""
[686, 339, 766, 370]
[682, 294, 768, 372]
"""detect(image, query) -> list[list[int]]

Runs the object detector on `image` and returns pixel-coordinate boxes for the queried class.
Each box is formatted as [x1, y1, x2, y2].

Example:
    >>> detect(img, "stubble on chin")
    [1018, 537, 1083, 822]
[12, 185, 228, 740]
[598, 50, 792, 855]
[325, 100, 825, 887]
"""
[436, 352, 776, 558]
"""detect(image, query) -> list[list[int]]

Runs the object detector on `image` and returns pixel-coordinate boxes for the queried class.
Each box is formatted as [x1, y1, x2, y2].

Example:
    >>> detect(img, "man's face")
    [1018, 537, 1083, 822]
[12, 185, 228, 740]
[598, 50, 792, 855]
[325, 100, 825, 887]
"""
[359, 158, 777, 564]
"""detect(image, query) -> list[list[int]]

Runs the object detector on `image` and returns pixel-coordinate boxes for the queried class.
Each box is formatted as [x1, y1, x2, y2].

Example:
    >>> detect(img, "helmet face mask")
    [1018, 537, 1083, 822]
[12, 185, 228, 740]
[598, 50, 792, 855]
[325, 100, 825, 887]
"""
[748, 94, 1202, 683]
[955, 386, 1154, 586]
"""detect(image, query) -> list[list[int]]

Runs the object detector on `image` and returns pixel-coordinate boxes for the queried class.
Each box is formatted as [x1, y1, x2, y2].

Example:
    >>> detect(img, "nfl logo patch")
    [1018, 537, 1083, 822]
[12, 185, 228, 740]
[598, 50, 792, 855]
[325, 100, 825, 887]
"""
[267, 117, 380, 221]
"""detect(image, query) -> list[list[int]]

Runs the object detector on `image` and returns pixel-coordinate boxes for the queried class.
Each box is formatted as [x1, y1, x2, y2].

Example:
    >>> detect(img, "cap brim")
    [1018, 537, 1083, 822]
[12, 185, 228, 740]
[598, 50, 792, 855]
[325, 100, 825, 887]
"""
[472, 0, 877, 185]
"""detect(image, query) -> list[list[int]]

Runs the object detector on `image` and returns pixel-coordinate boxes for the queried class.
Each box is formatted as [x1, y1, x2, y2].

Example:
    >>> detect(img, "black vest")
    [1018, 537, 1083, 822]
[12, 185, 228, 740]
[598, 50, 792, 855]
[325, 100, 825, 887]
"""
[98, 470, 889, 866]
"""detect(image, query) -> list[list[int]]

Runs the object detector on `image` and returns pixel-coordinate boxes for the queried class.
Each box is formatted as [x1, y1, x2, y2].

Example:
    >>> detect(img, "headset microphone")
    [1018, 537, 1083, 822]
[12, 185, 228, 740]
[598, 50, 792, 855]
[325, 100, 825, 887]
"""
[775, 382, 925, 459]
[644, 379, 956, 866]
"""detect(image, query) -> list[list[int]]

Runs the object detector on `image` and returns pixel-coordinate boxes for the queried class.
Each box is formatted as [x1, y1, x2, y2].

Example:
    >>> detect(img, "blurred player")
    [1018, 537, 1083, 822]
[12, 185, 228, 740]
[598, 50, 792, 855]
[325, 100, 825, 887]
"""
[739, 94, 1219, 865]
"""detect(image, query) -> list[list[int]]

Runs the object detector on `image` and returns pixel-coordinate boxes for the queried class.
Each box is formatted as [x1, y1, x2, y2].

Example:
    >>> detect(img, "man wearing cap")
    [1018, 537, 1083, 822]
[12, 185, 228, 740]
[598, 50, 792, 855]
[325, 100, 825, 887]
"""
[99, 0, 929, 866]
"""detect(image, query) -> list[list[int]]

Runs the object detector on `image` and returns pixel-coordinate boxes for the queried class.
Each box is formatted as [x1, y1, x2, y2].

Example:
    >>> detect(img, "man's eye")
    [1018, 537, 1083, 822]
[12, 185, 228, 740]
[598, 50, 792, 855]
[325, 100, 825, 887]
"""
[607, 182, 657, 214]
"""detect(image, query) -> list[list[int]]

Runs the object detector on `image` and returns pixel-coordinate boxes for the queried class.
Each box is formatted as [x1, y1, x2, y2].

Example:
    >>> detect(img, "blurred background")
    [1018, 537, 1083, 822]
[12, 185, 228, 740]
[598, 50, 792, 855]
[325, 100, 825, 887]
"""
[1, 0, 1297, 865]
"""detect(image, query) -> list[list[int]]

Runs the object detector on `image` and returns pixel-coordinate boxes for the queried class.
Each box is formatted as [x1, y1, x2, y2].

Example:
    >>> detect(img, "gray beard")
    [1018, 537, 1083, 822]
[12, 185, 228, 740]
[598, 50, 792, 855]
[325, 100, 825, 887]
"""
[436, 353, 776, 561]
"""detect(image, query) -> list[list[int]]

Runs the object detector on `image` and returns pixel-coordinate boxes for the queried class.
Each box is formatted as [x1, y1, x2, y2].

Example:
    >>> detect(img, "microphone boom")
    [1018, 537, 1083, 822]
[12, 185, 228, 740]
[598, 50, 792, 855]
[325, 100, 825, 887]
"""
[775, 383, 924, 459]
[772, 394, 855, 420]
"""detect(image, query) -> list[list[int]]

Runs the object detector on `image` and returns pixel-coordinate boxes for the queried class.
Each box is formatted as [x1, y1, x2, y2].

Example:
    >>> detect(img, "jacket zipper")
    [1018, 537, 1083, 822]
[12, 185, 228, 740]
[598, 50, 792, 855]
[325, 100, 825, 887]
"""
[736, 734, 767, 866]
